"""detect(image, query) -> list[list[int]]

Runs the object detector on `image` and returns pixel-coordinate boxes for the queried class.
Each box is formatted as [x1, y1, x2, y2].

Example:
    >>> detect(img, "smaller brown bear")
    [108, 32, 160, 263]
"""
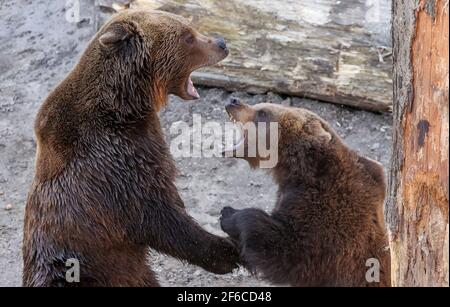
[220, 99, 391, 287]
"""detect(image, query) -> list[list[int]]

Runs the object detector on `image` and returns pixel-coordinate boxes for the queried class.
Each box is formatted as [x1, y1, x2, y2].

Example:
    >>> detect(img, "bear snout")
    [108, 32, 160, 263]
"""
[229, 98, 242, 106]
[215, 36, 228, 53]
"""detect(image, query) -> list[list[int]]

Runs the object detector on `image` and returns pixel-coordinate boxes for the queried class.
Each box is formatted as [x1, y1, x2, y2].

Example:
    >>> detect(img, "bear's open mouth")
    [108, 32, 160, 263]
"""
[222, 110, 246, 155]
[186, 73, 200, 99]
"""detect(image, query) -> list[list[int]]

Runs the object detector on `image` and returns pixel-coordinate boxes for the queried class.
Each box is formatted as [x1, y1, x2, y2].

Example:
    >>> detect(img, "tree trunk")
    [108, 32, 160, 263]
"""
[387, 0, 449, 286]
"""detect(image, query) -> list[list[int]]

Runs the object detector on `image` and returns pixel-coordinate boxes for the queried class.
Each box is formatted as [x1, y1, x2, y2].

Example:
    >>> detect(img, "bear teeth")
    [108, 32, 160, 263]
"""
[228, 114, 236, 123]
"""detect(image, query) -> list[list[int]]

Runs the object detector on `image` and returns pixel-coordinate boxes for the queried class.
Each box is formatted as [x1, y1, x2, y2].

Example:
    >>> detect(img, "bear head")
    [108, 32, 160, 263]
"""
[92, 9, 229, 111]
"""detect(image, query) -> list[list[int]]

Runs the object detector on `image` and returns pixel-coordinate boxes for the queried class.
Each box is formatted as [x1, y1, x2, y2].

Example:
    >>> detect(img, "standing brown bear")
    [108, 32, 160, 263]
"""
[220, 99, 391, 287]
[23, 10, 239, 287]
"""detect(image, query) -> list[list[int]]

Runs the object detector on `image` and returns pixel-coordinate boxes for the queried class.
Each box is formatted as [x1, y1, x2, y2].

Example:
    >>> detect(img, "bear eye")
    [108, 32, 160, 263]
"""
[184, 33, 195, 45]
[257, 110, 267, 119]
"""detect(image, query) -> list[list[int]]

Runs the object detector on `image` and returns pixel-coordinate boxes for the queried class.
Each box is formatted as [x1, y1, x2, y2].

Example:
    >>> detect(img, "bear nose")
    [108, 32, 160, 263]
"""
[229, 98, 241, 106]
[215, 37, 228, 53]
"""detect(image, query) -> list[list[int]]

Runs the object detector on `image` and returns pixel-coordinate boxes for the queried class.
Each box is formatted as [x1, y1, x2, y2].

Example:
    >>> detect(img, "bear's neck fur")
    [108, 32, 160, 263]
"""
[34, 39, 171, 181]
[272, 137, 385, 209]
[80, 39, 168, 124]
[38, 37, 170, 137]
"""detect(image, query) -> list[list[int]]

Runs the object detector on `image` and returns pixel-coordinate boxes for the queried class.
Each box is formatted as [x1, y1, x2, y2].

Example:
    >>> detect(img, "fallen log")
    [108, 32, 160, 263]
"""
[96, 0, 393, 112]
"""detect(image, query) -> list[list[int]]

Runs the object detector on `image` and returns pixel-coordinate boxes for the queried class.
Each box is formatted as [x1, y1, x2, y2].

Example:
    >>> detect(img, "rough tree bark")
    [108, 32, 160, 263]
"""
[387, 0, 449, 286]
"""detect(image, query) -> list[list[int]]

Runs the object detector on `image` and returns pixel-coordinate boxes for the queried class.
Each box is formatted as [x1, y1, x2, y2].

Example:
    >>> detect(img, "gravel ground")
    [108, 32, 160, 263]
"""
[0, 0, 392, 287]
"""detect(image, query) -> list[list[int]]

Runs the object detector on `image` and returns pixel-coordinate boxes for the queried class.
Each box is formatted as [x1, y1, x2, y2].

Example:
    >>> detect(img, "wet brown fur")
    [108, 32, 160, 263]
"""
[221, 102, 391, 287]
[23, 10, 237, 287]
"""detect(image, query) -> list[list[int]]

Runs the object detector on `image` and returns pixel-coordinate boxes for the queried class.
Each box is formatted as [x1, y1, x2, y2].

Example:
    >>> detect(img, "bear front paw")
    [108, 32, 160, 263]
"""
[220, 207, 240, 238]
[220, 206, 237, 219]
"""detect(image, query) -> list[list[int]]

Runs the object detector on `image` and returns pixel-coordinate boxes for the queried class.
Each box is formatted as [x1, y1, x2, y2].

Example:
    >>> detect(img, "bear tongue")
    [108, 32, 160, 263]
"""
[187, 77, 200, 99]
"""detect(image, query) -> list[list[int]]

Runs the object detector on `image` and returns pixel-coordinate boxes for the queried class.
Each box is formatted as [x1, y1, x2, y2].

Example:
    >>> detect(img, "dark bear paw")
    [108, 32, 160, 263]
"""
[220, 206, 240, 238]
[221, 206, 238, 219]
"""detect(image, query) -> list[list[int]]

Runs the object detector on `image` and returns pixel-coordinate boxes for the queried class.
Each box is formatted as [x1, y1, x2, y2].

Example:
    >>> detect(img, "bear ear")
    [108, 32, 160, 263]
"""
[309, 120, 332, 143]
[99, 23, 135, 47]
